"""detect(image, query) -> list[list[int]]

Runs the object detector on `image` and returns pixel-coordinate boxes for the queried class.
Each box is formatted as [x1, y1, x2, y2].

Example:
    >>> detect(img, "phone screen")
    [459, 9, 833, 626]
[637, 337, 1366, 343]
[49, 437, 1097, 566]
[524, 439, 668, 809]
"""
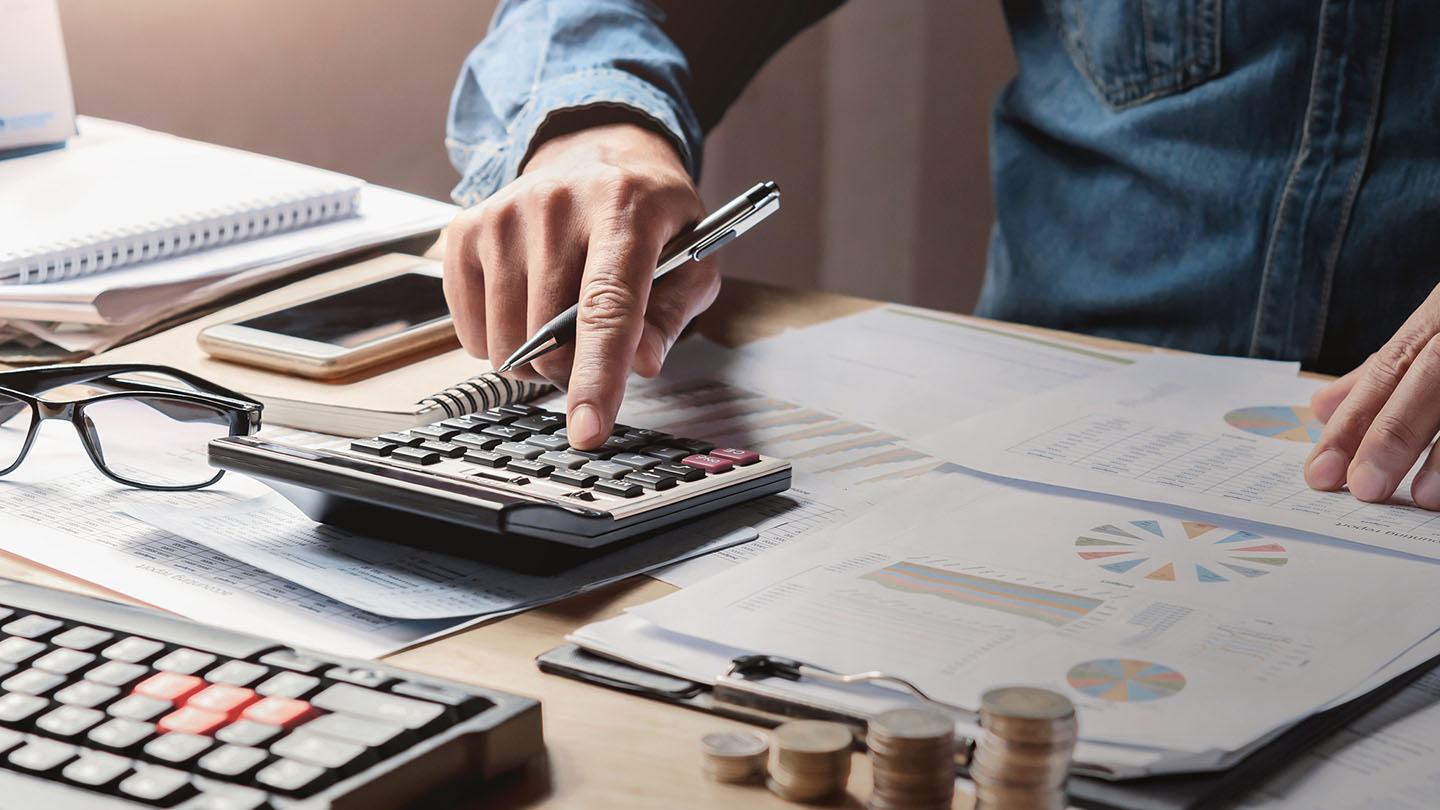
[237, 273, 450, 349]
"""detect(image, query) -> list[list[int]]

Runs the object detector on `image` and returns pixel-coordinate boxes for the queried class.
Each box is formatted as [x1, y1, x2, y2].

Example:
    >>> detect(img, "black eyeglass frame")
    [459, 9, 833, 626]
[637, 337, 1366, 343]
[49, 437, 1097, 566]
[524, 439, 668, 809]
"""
[0, 363, 263, 491]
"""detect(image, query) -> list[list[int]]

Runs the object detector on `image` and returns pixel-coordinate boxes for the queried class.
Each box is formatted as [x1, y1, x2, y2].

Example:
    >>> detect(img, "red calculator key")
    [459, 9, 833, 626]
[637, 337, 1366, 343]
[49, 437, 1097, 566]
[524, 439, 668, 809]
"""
[681, 454, 734, 473]
[134, 672, 205, 703]
[709, 448, 760, 466]
[157, 706, 227, 735]
[185, 685, 257, 718]
[241, 696, 315, 728]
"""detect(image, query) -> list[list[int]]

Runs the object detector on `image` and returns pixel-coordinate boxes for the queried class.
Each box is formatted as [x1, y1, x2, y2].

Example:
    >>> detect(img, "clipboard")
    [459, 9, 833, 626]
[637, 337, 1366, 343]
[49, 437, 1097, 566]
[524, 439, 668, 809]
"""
[537, 642, 1440, 810]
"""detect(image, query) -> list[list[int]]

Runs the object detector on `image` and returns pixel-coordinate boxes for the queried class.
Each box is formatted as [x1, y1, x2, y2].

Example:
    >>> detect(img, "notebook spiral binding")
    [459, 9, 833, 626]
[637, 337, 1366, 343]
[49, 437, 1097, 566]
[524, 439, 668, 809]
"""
[420, 373, 552, 419]
[2, 185, 361, 284]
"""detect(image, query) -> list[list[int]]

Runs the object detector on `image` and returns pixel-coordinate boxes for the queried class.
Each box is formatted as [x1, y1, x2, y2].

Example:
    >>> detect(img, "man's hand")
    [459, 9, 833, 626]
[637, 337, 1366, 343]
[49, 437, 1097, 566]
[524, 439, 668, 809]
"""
[443, 123, 719, 449]
[1306, 283, 1440, 508]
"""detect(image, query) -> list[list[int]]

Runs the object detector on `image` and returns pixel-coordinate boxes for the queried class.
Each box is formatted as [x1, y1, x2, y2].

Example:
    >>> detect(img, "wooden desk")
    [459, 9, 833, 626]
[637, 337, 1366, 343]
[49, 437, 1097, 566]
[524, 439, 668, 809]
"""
[0, 278, 1141, 809]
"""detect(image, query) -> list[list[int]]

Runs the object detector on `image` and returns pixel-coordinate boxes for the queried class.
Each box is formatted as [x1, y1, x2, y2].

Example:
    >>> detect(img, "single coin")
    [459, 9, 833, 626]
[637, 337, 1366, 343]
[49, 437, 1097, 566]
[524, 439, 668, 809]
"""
[980, 687, 1076, 721]
[775, 720, 854, 754]
[869, 708, 955, 742]
[702, 729, 770, 758]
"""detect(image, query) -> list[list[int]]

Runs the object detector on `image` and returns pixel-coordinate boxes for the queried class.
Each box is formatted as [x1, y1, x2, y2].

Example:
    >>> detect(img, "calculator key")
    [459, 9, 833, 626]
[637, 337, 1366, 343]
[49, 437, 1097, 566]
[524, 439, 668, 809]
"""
[376, 431, 423, 446]
[0, 636, 45, 663]
[241, 695, 314, 727]
[3, 668, 66, 695]
[710, 447, 761, 466]
[473, 470, 530, 486]
[51, 625, 114, 651]
[306, 712, 405, 748]
[682, 454, 734, 473]
[311, 683, 445, 730]
[508, 459, 554, 477]
[119, 764, 193, 803]
[469, 408, 517, 425]
[158, 706, 229, 736]
[438, 417, 483, 432]
[566, 448, 614, 460]
[565, 490, 596, 501]
[3, 614, 62, 638]
[523, 433, 570, 452]
[580, 460, 631, 480]
[145, 732, 215, 764]
[653, 462, 706, 482]
[325, 666, 393, 689]
[271, 731, 365, 769]
[0, 727, 20, 754]
[199, 744, 270, 778]
[418, 440, 467, 458]
[622, 427, 672, 443]
[391, 680, 486, 712]
[54, 680, 119, 708]
[0, 608, 14, 623]
[462, 449, 510, 468]
[34, 642, 96, 674]
[593, 479, 643, 498]
[495, 441, 544, 460]
[258, 650, 328, 674]
[599, 434, 643, 453]
[187, 684, 258, 718]
[85, 661, 150, 688]
[641, 444, 690, 462]
[451, 433, 503, 452]
[409, 424, 462, 442]
[186, 786, 271, 810]
[256, 757, 327, 793]
[549, 470, 598, 488]
[539, 450, 588, 470]
[497, 404, 543, 416]
[623, 471, 677, 491]
[62, 750, 132, 786]
[108, 695, 173, 722]
[36, 705, 105, 738]
[671, 438, 717, 454]
[135, 672, 205, 703]
[103, 636, 165, 663]
[215, 719, 282, 747]
[389, 446, 442, 465]
[154, 648, 217, 675]
[480, 424, 530, 441]
[206, 660, 270, 687]
[87, 717, 156, 750]
[0, 692, 50, 723]
[348, 439, 394, 457]
[511, 413, 566, 433]
[9, 738, 76, 771]
[610, 453, 660, 471]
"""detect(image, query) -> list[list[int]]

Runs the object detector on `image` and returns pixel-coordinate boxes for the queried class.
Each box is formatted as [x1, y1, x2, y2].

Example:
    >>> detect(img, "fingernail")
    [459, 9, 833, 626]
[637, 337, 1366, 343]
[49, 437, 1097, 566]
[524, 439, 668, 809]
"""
[1347, 461, 1390, 502]
[1413, 471, 1440, 510]
[1305, 449, 1348, 490]
[569, 404, 603, 447]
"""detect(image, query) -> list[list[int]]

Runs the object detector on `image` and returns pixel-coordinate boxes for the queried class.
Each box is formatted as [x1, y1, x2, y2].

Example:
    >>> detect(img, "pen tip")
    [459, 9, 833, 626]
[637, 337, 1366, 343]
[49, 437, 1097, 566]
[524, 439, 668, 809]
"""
[495, 363, 513, 374]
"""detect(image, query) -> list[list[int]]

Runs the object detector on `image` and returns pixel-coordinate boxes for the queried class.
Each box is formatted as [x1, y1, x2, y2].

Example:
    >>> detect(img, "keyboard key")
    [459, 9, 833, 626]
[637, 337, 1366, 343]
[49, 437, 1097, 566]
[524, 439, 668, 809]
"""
[103, 636, 166, 663]
[206, 660, 270, 687]
[610, 452, 660, 471]
[418, 440, 467, 458]
[258, 650, 327, 674]
[0, 692, 50, 723]
[494, 441, 543, 460]
[480, 424, 530, 441]
[376, 431, 422, 446]
[36, 704, 105, 738]
[51, 626, 113, 651]
[256, 757, 327, 793]
[62, 750, 132, 786]
[158, 706, 228, 736]
[593, 479, 642, 498]
[135, 672, 205, 703]
[653, 462, 706, 482]
[198, 744, 269, 778]
[108, 694, 173, 722]
[272, 731, 365, 769]
[623, 470, 677, 491]
[580, 460, 631, 480]
[33, 647, 95, 675]
[348, 439, 394, 456]
[325, 666, 392, 689]
[389, 446, 442, 465]
[303, 712, 403, 747]
[3, 668, 65, 695]
[311, 683, 444, 730]
[0, 636, 45, 663]
[641, 444, 690, 462]
[710, 447, 761, 466]
[2, 614, 63, 638]
[256, 671, 320, 699]
[549, 470, 598, 488]
[462, 449, 510, 468]
[54, 680, 119, 708]
[9, 738, 76, 771]
[681, 454, 734, 473]
[119, 764, 193, 803]
[523, 433, 570, 452]
[87, 717, 156, 750]
[468, 408, 517, 426]
[154, 648, 217, 675]
[511, 413, 565, 433]
[187, 684, 258, 718]
[507, 459, 554, 477]
[241, 695, 314, 727]
[409, 424, 462, 442]
[451, 433, 503, 452]
[215, 719, 282, 748]
[85, 660, 150, 688]
[145, 732, 215, 764]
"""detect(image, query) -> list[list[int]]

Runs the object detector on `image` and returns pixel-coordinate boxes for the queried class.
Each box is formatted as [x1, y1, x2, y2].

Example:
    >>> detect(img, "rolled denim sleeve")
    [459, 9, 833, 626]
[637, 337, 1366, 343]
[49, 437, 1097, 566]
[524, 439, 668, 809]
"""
[446, 0, 844, 206]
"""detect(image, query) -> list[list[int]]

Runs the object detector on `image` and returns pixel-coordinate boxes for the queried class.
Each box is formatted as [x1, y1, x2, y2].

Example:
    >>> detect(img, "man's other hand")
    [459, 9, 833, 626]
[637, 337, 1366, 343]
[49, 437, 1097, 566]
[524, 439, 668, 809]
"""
[443, 124, 718, 450]
[1306, 283, 1440, 509]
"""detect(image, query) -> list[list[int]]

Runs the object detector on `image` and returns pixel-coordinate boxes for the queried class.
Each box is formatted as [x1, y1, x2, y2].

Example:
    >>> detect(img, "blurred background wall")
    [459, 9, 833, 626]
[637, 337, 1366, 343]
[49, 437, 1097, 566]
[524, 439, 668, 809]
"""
[57, 0, 1015, 315]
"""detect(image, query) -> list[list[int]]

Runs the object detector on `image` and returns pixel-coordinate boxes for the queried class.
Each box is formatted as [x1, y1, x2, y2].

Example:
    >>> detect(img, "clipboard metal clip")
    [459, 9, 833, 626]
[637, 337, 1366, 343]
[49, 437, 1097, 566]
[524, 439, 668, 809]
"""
[725, 654, 978, 721]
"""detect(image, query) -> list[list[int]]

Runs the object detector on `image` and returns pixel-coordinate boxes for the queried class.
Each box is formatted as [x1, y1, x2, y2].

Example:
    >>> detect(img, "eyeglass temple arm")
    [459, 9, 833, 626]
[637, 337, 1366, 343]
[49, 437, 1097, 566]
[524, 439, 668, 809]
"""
[0, 363, 256, 407]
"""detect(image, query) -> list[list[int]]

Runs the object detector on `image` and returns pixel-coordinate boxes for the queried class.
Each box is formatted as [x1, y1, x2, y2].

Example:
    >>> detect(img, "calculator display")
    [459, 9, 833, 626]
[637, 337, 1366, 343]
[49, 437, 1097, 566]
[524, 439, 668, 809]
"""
[237, 272, 449, 349]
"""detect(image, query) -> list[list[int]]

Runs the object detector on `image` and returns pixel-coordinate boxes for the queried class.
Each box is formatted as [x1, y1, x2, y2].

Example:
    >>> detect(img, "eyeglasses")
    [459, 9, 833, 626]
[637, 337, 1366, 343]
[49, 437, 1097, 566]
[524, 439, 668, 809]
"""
[0, 363, 262, 491]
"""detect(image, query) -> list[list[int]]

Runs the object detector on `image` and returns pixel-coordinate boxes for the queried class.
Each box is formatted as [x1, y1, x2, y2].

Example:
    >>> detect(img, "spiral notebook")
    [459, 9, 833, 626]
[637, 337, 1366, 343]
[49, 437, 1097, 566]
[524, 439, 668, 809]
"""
[0, 117, 363, 284]
[93, 254, 552, 436]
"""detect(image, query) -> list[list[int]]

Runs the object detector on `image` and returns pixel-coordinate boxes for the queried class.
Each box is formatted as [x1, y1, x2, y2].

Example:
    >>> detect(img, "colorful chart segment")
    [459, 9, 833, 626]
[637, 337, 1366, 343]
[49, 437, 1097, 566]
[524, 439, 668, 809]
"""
[861, 562, 1102, 626]
[1067, 658, 1186, 703]
[1076, 519, 1288, 584]
[1224, 405, 1324, 442]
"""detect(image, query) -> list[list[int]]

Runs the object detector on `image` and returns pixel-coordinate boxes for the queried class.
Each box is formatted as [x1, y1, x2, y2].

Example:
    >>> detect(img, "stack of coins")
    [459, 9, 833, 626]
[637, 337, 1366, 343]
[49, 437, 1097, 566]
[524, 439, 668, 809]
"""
[700, 729, 770, 784]
[866, 707, 956, 810]
[971, 687, 1077, 810]
[767, 720, 854, 802]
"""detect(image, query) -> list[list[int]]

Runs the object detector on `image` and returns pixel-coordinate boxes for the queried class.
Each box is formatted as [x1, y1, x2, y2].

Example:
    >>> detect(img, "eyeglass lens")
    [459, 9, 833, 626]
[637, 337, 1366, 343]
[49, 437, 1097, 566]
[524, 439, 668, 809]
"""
[79, 396, 231, 488]
[0, 393, 35, 471]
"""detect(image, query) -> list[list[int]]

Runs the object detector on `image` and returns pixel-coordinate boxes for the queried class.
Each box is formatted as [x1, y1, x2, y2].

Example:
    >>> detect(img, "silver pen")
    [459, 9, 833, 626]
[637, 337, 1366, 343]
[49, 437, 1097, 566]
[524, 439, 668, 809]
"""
[496, 180, 781, 374]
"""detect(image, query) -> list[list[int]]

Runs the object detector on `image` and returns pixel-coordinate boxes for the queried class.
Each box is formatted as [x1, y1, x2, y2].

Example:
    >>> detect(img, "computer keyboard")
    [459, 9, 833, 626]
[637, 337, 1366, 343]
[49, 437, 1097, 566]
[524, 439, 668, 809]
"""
[0, 578, 542, 809]
[209, 403, 792, 555]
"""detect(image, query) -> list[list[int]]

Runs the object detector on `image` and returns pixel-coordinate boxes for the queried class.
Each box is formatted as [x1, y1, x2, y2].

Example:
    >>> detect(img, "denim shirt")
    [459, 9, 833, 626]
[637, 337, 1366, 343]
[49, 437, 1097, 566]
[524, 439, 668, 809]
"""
[448, 0, 1439, 374]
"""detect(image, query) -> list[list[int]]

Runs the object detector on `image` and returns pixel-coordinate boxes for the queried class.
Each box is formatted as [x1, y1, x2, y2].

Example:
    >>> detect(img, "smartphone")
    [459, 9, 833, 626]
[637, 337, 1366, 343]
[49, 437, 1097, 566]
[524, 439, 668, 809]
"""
[197, 267, 457, 379]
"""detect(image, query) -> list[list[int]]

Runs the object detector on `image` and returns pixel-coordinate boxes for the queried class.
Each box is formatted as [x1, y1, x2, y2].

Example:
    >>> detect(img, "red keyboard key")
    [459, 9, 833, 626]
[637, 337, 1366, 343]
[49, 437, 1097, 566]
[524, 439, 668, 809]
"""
[241, 696, 315, 728]
[185, 685, 257, 718]
[157, 706, 227, 735]
[681, 454, 734, 473]
[134, 672, 205, 703]
[709, 448, 760, 466]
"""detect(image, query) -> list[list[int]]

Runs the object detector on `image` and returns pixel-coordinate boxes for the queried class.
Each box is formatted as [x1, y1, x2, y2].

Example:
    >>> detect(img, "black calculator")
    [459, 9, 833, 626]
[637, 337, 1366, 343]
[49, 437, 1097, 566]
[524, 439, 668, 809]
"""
[208, 403, 791, 557]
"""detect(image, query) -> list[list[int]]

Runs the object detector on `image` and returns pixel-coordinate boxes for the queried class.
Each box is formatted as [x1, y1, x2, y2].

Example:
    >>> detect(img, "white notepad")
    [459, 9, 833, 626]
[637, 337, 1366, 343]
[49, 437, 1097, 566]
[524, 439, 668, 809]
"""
[0, 117, 363, 283]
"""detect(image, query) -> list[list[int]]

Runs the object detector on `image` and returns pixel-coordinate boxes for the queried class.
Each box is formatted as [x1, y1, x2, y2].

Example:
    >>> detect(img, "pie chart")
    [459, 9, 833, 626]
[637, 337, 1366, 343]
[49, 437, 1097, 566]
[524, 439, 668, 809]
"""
[1224, 405, 1323, 442]
[1076, 518, 1288, 584]
[1067, 658, 1186, 703]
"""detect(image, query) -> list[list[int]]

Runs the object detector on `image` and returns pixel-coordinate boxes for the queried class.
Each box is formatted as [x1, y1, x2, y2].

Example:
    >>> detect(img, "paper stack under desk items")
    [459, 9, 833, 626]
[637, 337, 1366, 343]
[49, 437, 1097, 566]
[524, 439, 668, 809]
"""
[0, 117, 457, 359]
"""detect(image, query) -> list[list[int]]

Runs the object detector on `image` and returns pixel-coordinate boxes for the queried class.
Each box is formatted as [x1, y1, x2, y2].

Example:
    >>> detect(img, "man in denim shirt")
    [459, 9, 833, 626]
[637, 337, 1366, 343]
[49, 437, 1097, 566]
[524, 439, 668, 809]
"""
[441, 1, 1440, 510]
